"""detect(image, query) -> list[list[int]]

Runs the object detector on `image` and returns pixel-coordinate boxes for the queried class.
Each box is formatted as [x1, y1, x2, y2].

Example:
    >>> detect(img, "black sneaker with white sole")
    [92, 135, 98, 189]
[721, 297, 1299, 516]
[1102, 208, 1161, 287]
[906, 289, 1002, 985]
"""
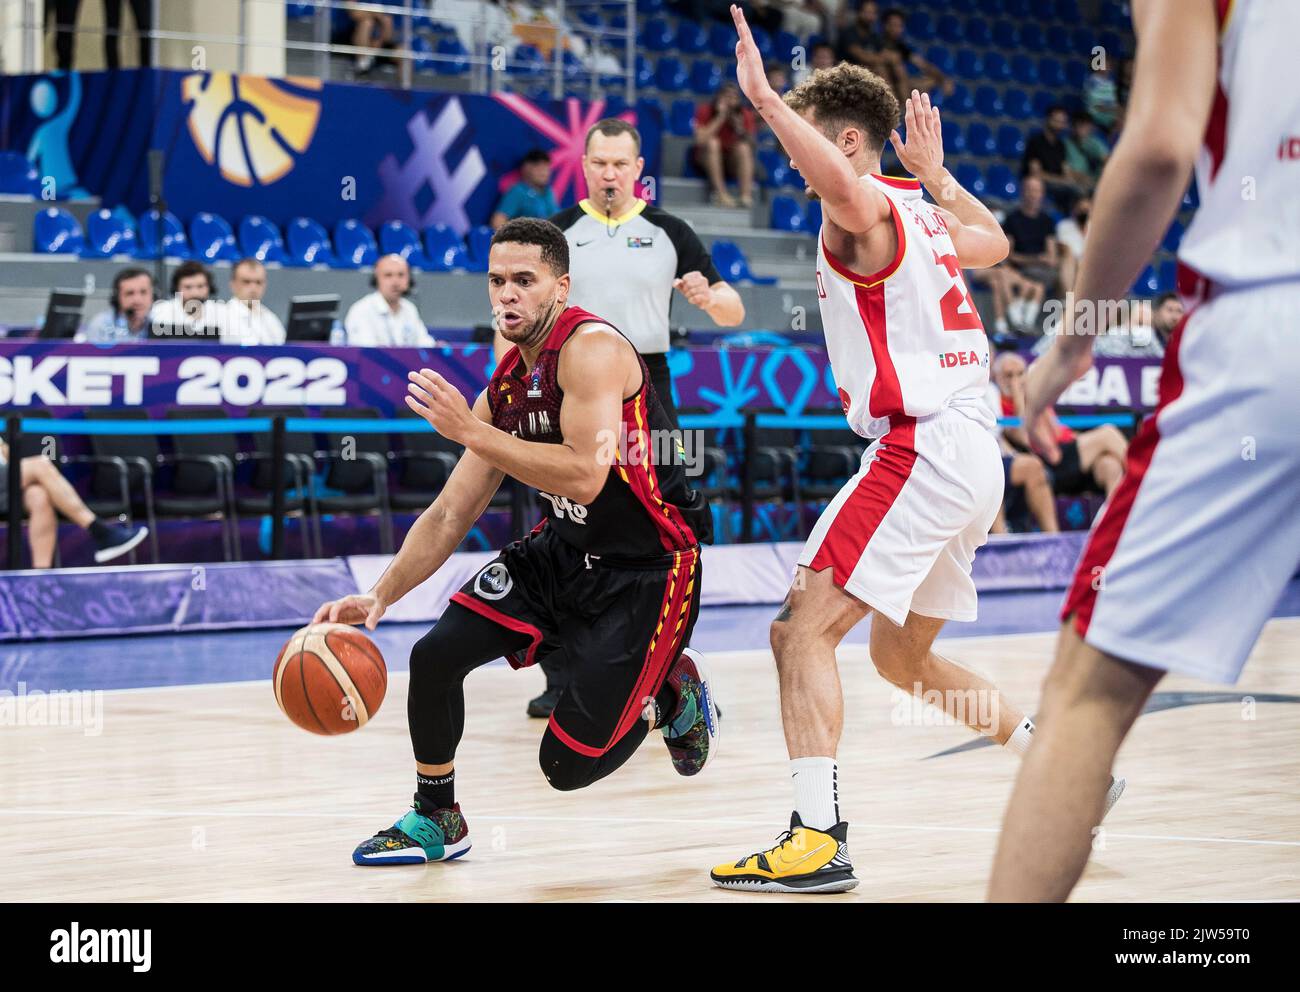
[92, 523, 148, 563]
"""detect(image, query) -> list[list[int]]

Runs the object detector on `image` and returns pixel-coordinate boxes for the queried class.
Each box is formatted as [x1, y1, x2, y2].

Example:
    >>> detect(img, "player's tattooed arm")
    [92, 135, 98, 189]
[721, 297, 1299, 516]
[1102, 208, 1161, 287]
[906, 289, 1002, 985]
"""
[773, 597, 793, 623]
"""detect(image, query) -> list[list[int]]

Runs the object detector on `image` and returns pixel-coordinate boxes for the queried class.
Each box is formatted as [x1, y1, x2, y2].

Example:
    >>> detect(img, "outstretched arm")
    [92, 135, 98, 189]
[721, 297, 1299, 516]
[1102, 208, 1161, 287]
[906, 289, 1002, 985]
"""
[730, 5, 890, 234]
[891, 90, 1009, 269]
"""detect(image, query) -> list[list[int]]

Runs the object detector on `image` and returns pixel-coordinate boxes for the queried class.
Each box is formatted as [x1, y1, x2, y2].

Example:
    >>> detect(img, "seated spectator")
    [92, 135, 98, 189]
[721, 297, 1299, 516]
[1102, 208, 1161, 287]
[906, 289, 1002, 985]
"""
[776, 0, 828, 39]
[1063, 112, 1110, 190]
[1150, 291, 1184, 352]
[433, 0, 515, 54]
[345, 1, 395, 76]
[874, 7, 952, 102]
[78, 267, 154, 344]
[0, 439, 148, 568]
[150, 261, 219, 340]
[839, 1, 889, 78]
[994, 351, 1128, 498]
[765, 61, 790, 94]
[1103, 291, 1185, 357]
[1083, 62, 1121, 132]
[220, 258, 286, 346]
[490, 149, 558, 231]
[1054, 196, 1090, 292]
[1001, 176, 1061, 332]
[692, 82, 757, 208]
[1022, 105, 1082, 212]
[344, 254, 434, 347]
[793, 39, 837, 85]
[973, 264, 1045, 337]
[990, 444, 1061, 535]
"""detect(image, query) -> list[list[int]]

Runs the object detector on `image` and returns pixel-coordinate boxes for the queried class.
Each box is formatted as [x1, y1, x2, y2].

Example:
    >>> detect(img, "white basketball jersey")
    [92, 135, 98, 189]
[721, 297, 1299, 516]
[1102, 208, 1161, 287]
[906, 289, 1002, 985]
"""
[815, 174, 993, 439]
[1178, 0, 1300, 290]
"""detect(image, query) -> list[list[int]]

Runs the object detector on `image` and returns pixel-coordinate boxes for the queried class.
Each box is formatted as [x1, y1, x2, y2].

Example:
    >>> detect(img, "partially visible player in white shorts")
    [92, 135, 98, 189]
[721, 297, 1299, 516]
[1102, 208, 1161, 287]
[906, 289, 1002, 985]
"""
[798, 408, 1003, 627]
[990, 0, 1300, 901]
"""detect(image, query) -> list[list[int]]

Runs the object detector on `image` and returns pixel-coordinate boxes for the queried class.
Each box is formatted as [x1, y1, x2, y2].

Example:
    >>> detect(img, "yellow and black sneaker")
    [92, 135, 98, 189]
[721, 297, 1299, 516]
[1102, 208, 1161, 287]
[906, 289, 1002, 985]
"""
[711, 812, 857, 893]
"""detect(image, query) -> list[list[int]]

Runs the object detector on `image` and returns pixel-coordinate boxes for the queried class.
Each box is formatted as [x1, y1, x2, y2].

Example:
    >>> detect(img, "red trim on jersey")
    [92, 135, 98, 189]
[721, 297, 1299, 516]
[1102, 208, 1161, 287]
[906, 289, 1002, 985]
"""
[1062, 315, 1190, 636]
[809, 418, 917, 584]
[855, 281, 905, 419]
[1216, 0, 1233, 29]
[1204, 80, 1229, 181]
[449, 591, 543, 670]
[820, 197, 906, 285]
[872, 174, 922, 190]
[617, 391, 698, 552]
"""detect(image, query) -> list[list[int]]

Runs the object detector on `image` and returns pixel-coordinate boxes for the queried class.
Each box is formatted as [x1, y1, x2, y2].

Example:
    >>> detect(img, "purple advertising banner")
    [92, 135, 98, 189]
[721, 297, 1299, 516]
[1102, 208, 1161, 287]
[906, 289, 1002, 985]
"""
[0, 341, 1162, 417]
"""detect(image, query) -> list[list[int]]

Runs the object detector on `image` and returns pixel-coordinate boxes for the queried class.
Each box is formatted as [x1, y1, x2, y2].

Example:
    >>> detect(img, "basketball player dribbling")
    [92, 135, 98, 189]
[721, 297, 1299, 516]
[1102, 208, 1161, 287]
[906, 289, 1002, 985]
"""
[709, 6, 1123, 894]
[989, 0, 1300, 901]
[312, 218, 719, 866]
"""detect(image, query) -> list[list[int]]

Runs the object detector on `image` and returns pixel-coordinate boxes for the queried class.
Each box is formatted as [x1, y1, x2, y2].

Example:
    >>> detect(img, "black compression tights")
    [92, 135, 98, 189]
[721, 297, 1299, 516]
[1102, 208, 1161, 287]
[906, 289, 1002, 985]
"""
[408, 604, 670, 792]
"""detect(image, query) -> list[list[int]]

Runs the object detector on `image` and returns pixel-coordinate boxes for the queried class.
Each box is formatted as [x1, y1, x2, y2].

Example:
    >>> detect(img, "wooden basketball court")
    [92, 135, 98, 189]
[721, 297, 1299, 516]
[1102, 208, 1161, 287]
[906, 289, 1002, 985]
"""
[3, 619, 1298, 902]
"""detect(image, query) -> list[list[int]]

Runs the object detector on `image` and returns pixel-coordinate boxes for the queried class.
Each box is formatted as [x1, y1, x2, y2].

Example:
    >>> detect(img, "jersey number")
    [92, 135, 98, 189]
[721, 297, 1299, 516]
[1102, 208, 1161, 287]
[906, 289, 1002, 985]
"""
[934, 250, 984, 332]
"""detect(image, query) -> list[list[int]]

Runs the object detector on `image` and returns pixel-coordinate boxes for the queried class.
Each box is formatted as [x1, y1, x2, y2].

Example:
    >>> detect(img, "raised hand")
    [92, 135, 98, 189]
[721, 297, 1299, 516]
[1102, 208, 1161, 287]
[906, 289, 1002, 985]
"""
[888, 90, 945, 184]
[731, 4, 775, 110]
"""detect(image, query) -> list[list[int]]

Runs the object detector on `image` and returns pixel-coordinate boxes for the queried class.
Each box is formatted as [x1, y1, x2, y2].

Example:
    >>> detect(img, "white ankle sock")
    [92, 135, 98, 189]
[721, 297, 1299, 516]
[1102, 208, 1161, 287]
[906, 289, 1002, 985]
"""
[791, 756, 839, 830]
[1005, 717, 1035, 756]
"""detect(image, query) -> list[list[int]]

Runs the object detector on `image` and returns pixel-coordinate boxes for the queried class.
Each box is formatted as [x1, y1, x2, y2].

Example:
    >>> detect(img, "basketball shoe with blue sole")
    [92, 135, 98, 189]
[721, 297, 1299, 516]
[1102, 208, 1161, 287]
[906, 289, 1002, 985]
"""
[352, 803, 471, 866]
[660, 648, 720, 776]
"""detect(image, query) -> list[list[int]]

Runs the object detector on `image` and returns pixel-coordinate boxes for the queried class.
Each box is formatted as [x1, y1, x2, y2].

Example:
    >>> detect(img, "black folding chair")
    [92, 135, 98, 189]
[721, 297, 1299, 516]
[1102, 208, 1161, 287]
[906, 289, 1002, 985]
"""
[315, 407, 394, 554]
[248, 406, 322, 556]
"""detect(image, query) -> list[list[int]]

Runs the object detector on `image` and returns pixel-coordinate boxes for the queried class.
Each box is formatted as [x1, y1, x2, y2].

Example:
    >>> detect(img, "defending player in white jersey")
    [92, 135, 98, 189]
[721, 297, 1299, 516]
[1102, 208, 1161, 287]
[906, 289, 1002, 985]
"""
[710, 5, 1123, 894]
[989, 0, 1300, 901]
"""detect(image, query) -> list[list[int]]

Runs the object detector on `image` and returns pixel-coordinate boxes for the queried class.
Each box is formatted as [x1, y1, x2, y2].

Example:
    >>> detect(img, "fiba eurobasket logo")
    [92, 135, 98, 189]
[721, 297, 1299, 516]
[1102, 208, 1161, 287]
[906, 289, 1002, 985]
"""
[181, 73, 323, 187]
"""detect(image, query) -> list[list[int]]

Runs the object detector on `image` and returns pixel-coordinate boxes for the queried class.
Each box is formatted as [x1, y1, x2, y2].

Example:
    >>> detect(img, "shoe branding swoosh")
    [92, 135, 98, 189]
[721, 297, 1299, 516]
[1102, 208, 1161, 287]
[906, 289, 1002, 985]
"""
[575, 239, 594, 247]
[773, 840, 831, 873]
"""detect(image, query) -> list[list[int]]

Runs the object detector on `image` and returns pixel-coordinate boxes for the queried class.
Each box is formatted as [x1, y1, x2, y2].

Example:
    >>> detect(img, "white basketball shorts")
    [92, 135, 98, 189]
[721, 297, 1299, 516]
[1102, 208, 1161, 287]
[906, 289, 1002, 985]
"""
[1062, 279, 1300, 684]
[797, 406, 1004, 626]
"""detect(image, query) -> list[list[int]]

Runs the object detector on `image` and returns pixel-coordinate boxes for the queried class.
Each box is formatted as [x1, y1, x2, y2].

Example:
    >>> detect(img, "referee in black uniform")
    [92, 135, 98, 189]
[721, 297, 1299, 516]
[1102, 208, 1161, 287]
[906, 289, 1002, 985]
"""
[497, 117, 745, 716]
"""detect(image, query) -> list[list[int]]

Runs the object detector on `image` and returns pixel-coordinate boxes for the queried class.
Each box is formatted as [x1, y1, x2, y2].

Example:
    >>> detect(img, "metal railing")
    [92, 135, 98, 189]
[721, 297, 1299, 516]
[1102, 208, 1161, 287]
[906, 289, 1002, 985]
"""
[14, 0, 637, 102]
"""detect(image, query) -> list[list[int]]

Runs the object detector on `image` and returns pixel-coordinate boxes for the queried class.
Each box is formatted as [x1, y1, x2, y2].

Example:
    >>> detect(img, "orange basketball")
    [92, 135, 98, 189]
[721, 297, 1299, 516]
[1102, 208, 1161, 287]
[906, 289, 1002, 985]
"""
[273, 623, 387, 735]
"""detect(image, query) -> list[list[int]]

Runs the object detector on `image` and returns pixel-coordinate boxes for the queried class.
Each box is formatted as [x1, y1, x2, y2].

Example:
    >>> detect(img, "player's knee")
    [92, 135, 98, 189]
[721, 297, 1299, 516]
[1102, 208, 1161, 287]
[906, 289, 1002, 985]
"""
[408, 623, 464, 688]
[871, 646, 921, 687]
[538, 734, 594, 792]
[22, 484, 51, 512]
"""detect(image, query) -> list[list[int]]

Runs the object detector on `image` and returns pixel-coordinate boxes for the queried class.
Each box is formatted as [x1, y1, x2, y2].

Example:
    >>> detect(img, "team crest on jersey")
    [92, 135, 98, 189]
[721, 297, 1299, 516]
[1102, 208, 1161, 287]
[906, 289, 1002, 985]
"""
[626, 236, 654, 248]
[475, 563, 513, 600]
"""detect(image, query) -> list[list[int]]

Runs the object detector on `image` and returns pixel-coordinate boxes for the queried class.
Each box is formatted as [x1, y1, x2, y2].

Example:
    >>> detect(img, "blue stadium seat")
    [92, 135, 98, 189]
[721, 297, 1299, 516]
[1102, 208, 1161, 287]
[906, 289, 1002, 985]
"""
[936, 19, 964, 44]
[689, 59, 721, 96]
[758, 147, 793, 188]
[1054, 0, 1082, 20]
[954, 163, 986, 197]
[924, 44, 953, 75]
[138, 209, 190, 259]
[941, 119, 967, 154]
[991, 20, 1019, 49]
[1068, 26, 1095, 53]
[634, 54, 654, 89]
[1100, 1, 1129, 27]
[750, 25, 774, 60]
[466, 224, 494, 272]
[676, 20, 708, 55]
[285, 217, 334, 267]
[945, 83, 974, 115]
[669, 98, 696, 137]
[380, 220, 432, 270]
[33, 207, 85, 255]
[423, 224, 470, 271]
[239, 215, 286, 264]
[287, 2, 313, 19]
[333, 219, 378, 269]
[635, 95, 663, 123]
[189, 211, 240, 263]
[974, 85, 1003, 117]
[806, 199, 822, 230]
[770, 195, 808, 233]
[966, 121, 996, 156]
[1004, 0, 1034, 16]
[1064, 60, 1088, 88]
[1161, 219, 1183, 254]
[711, 241, 777, 285]
[1037, 57, 1065, 88]
[773, 31, 801, 63]
[996, 124, 1026, 159]
[607, 12, 627, 31]
[508, 44, 546, 77]
[411, 34, 435, 72]
[640, 0, 664, 13]
[575, 9, 602, 29]
[982, 52, 1011, 83]
[708, 22, 734, 58]
[1010, 54, 1038, 86]
[1019, 22, 1045, 51]
[1132, 265, 1159, 297]
[954, 49, 983, 80]
[1032, 89, 1059, 116]
[1045, 24, 1072, 54]
[1002, 88, 1033, 119]
[965, 18, 991, 47]
[0, 151, 40, 196]
[434, 36, 469, 75]
[986, 163, 1019, 200]
[84, 208, 136, 259]
[906, 12, 935, 42]
[655, 56, 687, 92]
